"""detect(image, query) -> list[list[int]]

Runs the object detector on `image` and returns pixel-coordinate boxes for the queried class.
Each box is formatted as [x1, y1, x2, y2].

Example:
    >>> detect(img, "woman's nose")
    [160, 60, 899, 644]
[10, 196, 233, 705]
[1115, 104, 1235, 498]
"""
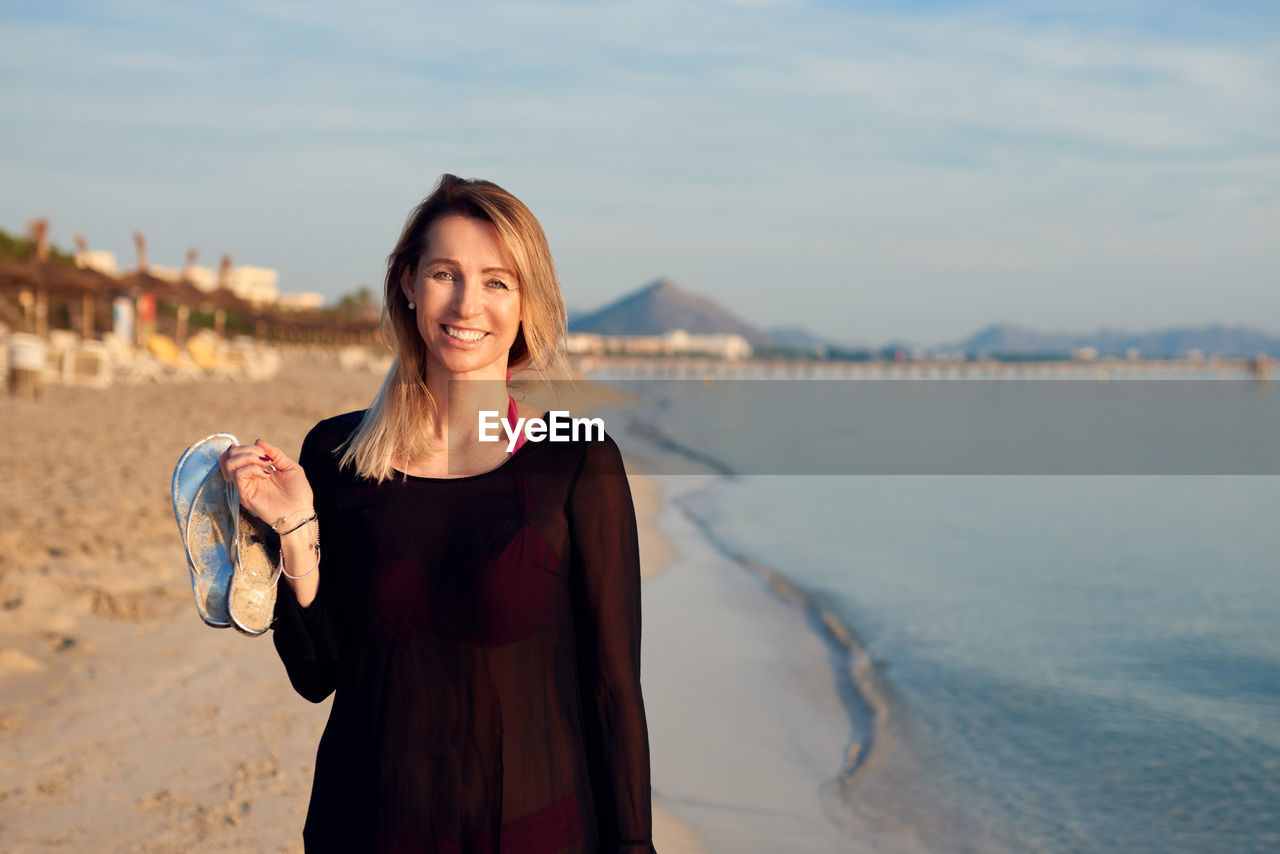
[452, 278, 483, 318]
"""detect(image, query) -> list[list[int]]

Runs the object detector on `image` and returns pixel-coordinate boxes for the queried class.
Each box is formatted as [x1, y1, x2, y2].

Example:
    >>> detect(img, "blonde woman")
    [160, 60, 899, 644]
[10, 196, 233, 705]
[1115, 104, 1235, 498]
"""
[220, 175, 655, 853]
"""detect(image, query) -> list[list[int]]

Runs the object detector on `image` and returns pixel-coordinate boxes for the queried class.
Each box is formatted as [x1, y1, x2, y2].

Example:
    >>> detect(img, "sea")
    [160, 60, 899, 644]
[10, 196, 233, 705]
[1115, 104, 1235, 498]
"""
[590, 369, 1280, 854]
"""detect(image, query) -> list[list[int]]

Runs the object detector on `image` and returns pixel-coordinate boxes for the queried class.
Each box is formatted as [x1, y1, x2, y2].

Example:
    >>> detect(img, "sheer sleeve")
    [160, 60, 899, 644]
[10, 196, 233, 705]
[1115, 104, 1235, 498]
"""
[568, 436, 656, 853]
[271, 422, 344, 703]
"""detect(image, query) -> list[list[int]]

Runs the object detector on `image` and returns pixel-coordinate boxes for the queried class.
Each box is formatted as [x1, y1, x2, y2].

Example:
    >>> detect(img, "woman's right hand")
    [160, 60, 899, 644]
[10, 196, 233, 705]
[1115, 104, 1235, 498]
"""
[219, 438, 315, 527]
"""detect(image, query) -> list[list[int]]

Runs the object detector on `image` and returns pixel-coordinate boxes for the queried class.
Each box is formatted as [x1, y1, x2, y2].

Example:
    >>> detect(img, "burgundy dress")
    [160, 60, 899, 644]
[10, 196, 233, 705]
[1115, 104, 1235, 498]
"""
[272, 411, 656, 853]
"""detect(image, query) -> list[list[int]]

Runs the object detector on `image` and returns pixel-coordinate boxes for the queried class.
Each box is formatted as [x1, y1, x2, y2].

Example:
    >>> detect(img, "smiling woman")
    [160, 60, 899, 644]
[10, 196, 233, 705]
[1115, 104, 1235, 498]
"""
[342, 175, 569, 483]
[218, 174, 658, 853]
[400, 214, 524, 383]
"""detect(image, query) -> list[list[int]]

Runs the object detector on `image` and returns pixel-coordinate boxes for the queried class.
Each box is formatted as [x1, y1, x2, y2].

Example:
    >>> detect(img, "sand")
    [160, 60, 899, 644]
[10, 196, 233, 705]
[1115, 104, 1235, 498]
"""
[0, 352, 706, 853]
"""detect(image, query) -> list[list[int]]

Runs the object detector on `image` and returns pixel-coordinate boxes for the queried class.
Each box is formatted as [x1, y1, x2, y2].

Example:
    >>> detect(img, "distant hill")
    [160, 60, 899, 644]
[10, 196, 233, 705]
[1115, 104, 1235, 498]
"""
[569, 277, 776, 347]
[569, 285, 1280, 359]
[765, 326, 834, 352]
[955, 323, 1280, 358]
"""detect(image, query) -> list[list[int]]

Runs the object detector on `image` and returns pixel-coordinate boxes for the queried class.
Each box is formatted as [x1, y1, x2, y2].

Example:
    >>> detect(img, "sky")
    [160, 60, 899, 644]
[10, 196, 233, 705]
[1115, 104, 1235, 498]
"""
[2, 0, 1277, 346]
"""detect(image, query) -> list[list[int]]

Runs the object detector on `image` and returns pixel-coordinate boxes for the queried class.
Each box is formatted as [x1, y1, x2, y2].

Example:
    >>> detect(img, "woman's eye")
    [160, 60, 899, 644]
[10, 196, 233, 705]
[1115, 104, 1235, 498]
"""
[487, 279, 510, 290]
[430, 270, 453, 281]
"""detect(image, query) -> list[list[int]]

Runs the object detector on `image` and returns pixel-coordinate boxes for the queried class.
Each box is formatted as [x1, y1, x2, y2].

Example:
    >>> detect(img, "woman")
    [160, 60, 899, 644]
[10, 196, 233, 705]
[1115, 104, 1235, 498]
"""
[220, 175, 656, 853]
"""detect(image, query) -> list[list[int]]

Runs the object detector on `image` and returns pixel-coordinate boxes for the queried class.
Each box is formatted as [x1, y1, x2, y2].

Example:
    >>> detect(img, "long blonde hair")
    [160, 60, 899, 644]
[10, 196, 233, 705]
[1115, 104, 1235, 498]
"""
[339, 175, 567, 481]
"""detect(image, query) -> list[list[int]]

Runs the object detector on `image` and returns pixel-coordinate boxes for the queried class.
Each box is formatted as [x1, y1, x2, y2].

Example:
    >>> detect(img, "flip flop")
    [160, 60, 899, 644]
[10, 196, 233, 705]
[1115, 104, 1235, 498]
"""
[226, 480, 281, 636]
[172, 433, 237, 628]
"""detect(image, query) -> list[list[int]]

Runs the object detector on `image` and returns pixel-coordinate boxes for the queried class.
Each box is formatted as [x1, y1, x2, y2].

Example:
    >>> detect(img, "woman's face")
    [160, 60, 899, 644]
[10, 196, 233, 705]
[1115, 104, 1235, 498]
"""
[400, 215, 523, 382]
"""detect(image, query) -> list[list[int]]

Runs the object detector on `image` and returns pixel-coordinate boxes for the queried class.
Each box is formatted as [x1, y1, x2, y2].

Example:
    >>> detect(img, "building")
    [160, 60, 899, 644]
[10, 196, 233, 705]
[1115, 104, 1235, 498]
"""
[223, 266, 280, 305]
[74, 250, 119, 277]
[660, 329, 753, 359]
[275, 292, 326, 311]
[565, 329, 753, 360]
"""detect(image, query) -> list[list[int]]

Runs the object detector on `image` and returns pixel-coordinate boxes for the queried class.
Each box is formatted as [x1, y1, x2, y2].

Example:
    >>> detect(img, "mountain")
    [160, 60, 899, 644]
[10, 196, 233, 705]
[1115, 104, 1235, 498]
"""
[954, 323, 1280, 358]
[569, 277, 776, 347]
[960, 324, 1077, 355]
[766, 326, 834, 353]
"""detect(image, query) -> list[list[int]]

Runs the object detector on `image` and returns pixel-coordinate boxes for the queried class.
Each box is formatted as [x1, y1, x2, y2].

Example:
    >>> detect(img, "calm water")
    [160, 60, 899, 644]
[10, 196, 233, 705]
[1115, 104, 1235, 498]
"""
[601, 376, 1280, 853]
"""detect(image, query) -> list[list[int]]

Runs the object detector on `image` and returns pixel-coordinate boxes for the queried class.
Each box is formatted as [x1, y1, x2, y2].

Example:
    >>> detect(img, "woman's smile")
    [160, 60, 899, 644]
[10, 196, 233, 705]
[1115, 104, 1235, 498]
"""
[442, 324, 487, 343]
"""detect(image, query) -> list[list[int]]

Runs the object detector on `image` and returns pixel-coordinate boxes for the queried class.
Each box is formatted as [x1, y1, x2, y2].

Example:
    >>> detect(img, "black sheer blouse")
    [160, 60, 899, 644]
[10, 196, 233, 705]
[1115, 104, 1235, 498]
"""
[272, 412, 656, 853]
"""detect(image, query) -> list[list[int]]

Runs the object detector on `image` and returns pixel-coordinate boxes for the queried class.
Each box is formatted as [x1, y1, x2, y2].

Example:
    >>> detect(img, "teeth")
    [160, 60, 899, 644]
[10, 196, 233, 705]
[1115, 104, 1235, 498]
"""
[444, 326, 485, 342]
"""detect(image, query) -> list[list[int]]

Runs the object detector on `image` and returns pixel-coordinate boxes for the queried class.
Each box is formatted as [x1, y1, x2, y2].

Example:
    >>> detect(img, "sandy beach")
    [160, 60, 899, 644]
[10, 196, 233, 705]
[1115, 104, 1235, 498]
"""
[0, 355, 710, 853]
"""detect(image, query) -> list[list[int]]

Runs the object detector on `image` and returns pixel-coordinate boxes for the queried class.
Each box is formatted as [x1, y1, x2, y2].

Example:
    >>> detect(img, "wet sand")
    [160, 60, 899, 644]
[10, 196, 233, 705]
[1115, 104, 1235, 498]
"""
[0, 353, 705, 853]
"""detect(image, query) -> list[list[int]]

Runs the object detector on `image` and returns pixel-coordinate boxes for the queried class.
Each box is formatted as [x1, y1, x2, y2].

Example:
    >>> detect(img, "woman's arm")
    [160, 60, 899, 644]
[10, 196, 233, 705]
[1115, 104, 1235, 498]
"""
[221, 425, 341, 703]
[271, 424, 347, 703]
[568, 436, 656, 853]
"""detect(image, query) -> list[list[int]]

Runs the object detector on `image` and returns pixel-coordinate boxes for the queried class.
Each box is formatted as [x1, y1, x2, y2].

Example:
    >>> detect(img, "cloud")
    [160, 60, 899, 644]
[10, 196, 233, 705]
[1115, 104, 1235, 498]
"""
[2, 1, 1278, 341]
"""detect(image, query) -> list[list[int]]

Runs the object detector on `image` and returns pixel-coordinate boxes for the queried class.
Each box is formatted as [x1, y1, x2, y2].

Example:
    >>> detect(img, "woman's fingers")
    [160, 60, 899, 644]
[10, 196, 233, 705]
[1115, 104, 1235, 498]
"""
[220, 441, 297, 475]
[254, 438, 292, 469]
[220, 446, 282, 517]
[221, 445, 275, 480]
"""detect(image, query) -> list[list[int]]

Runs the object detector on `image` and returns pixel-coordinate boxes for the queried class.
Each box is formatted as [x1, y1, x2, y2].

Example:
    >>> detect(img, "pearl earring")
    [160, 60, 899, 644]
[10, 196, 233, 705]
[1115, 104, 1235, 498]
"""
[407, 300, 416, 310]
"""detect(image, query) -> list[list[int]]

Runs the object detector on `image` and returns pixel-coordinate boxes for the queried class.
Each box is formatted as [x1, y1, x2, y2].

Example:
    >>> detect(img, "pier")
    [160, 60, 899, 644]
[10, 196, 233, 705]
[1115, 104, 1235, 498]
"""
[573, 355, 1272, 381]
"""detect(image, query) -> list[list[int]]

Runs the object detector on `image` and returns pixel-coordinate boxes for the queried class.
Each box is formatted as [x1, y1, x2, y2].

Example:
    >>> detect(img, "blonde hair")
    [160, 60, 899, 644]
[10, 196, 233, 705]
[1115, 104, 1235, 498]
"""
[339, 175, 567, 481]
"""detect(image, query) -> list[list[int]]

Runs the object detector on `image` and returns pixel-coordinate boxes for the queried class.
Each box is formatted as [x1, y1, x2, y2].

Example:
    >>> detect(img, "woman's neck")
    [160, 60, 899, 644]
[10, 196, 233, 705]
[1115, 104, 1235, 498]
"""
[423, 370, 510, 447]
[394, 373, 513, 479]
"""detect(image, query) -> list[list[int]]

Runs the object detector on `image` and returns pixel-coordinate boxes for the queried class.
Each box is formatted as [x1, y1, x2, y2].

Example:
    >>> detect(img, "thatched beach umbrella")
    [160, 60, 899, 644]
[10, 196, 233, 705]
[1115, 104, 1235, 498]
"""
[117, 235, 259, 342]
[0, 251, 114, 338]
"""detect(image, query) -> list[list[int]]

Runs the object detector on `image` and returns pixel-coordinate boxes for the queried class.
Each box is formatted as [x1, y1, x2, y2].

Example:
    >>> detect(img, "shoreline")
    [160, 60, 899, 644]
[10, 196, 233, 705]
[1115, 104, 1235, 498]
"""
[658, 481, 941, 853]
[609, 401, 954, 854]
[608, 405, 1020, 854]
[635, 470, 867, 851]
[605, 393, 885, 852]
[674, 502, 894, 779]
